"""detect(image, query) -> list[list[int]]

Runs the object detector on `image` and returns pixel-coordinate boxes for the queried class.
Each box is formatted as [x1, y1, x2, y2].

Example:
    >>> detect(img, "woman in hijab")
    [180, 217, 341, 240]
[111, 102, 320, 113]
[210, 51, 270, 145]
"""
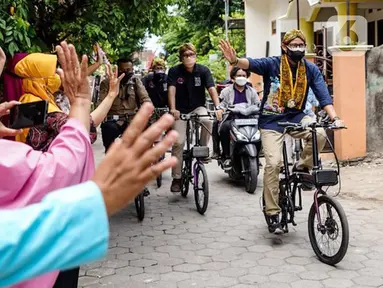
[13, 52, 123, 152]
[0, 43, 122, 288]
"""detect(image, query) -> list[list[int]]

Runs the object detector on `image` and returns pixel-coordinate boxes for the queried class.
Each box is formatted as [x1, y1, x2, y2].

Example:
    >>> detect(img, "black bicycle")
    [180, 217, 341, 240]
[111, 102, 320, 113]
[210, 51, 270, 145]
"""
[153, 107, 170, 188]
[115, 112, 149, 221]
[262, 117, 349, 265]
[180, 113, 211, 215]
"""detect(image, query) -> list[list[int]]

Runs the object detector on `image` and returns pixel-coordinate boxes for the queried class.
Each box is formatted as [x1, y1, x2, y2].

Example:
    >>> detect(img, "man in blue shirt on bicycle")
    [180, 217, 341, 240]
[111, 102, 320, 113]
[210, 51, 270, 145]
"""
[219, 29, 344, 233]
[168, 43, 221, 193]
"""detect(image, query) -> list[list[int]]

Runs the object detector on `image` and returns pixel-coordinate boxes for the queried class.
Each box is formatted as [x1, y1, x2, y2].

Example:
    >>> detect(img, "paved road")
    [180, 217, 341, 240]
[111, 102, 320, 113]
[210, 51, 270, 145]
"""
[80, 140, 383, 288]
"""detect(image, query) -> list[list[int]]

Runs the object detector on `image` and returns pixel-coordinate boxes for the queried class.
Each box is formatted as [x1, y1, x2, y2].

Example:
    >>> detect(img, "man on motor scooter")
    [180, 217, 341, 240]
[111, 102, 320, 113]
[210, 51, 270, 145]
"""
[214, 67, 260, 169]
[219, 29, 345, 234]
[168, 43, 221, 193]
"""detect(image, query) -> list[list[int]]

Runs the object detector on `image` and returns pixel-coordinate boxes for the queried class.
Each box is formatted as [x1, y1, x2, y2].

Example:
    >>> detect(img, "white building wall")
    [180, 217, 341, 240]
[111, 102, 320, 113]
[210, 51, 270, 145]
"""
[269, 0, 293, 56]
[245, 0, 293, 58]
[245, 0, 270, 58]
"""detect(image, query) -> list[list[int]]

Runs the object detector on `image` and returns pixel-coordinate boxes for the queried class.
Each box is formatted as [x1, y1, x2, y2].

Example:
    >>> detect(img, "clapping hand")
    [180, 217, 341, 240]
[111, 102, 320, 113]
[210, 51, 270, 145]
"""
[106, 64, 124, 99]
[92, 103, 178, 216]
[56, 41, 90, 104]
[0, 47, 6, 78]
[219, 40, 237, 64]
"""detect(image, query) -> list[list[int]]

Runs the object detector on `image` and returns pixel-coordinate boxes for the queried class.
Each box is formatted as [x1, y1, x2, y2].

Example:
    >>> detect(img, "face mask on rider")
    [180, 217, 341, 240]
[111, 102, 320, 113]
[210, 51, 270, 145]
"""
[119, 71, 133, 84]
[182, 58, 196, 68]
[286, 47, 306, 62]
[47, 74, 62, 94]
[235, 76, 247, 87]
[153, 70, 165, 81]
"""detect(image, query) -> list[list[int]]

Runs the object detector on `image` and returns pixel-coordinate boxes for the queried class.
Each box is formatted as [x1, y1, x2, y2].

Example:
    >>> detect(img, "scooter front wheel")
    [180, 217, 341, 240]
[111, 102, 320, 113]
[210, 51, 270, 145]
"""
[244, 156, 258, 194]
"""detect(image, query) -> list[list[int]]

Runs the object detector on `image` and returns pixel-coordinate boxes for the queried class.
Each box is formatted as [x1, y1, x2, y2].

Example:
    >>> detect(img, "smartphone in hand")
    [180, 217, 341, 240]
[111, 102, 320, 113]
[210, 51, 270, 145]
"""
[9, 100, 48, 129]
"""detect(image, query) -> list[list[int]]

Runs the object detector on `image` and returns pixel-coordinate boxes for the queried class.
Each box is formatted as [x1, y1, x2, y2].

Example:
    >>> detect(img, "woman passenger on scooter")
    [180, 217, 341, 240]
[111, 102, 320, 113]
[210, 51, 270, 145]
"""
[215, 67, 260, 169]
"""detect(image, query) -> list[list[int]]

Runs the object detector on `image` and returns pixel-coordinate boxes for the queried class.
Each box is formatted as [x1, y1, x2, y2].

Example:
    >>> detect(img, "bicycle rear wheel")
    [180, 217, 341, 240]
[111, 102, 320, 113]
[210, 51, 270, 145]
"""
[134, 192, 145, 221]
[156, 154, 165, 188]
[194, 163, 209, 215]
[308, 195, 349, 265]
[181, 159, 191, 197]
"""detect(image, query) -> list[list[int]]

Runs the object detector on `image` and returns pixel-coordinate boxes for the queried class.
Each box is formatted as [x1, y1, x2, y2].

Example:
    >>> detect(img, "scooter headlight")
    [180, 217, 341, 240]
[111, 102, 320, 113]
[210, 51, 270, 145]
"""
[251, 130, 261, 142]
[232, 126, 248, 142]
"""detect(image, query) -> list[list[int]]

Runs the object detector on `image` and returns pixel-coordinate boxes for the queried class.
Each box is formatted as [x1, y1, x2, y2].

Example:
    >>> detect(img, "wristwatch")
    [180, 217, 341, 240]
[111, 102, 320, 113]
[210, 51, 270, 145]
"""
[333, 116, 340, 121]
[230, 57, 239, 66]
[215, 106, 221, 110]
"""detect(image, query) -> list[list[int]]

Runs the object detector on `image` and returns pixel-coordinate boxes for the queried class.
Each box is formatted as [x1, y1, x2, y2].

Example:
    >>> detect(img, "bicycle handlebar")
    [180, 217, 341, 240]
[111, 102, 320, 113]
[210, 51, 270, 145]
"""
[180, 114, 212, 121]
[278, 121, 347, 130]
[154, 108, 170, 112]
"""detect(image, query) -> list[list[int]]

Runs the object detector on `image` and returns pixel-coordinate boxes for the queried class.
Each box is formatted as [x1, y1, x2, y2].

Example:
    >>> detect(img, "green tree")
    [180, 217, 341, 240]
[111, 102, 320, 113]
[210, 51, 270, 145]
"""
[0, 0, 176, 60]
[160, 1, 245, 82]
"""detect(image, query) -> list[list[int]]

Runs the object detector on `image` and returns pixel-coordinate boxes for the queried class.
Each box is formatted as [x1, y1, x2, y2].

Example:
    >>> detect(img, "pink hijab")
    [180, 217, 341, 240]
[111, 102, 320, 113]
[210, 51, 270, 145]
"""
[0, 118, 95, 288]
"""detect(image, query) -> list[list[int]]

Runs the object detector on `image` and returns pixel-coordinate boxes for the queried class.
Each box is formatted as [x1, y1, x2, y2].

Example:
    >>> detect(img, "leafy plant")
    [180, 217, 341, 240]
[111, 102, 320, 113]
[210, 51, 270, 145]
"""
[0, 0, 40, 56]
[160, 1, 245, 82]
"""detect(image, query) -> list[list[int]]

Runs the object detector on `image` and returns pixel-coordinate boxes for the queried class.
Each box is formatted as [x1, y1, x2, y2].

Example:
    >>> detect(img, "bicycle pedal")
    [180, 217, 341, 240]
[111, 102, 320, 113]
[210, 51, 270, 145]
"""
[143, 189, 150, 197]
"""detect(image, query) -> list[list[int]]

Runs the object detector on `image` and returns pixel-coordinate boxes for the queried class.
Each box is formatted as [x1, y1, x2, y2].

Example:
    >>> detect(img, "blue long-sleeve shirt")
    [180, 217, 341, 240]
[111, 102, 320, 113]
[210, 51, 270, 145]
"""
[0, 181, 109, 287]
[247, 56, 333, 133]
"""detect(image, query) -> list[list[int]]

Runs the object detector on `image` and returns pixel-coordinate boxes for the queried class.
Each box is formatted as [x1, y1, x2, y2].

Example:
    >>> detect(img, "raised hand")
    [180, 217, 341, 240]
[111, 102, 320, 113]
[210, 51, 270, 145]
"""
[96, 43, 104, 65]
[219, 40, 237, 64]
[56, 41, 90, 104]
[92, 102, 178, 216]
[0, 47, 6, 78]
[106, 64, 124, 99]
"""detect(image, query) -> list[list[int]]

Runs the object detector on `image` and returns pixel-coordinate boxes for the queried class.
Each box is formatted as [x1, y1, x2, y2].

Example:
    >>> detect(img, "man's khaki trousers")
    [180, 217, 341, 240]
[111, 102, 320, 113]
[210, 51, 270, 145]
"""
[261, 116, 327, 215]
[171, 106, 212, 179]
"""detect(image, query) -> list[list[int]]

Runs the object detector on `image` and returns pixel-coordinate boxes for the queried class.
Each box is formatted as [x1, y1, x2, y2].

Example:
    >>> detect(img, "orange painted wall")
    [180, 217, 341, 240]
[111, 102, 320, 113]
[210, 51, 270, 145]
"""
[332, 50, 367, 160]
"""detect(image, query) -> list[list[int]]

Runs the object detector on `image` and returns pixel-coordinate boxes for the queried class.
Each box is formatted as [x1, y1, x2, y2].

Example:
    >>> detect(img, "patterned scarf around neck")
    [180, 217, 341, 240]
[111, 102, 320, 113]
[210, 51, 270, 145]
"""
[279, 54, 307, 110]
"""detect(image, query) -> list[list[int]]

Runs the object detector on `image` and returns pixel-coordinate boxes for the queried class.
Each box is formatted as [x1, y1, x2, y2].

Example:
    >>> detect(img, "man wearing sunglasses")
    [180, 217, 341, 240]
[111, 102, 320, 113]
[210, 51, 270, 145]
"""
[167, 43, 220, 193]
[220, 29, 345, 234]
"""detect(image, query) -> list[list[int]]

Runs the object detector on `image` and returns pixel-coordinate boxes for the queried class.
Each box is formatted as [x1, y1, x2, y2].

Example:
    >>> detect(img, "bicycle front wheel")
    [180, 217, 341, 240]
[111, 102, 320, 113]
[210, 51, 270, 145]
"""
[134, 192, 145, 221]
[194, 163, 209, 215]
[308, 195, 349, 265]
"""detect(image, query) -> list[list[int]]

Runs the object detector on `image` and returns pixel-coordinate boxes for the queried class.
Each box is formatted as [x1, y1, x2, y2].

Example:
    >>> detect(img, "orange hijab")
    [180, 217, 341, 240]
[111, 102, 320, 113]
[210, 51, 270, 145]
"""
[14, 53, 62, 142]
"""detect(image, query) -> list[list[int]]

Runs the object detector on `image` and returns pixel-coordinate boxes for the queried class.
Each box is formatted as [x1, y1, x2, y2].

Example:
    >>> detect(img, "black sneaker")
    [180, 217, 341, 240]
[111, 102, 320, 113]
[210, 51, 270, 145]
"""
[266, 214, 283, 234]
[292, 164, 314, 191]
[201, 157, 212, 164]
[292, 163, 310, 174]
[143, 188, 150, 197]
[223, 159, 232, 171]
[211, 152, 220, 160]
[170, 179, 182, 193]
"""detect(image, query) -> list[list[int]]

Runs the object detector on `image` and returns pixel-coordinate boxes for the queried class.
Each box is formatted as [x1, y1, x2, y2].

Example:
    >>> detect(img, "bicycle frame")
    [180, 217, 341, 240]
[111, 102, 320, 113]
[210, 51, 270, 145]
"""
[184, 116, 205, 186]
[281, 123, 334, 228]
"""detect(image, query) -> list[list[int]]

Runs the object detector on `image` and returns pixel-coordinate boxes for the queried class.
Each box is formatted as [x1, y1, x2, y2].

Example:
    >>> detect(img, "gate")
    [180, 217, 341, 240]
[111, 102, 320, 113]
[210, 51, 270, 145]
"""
[314, 27, 335, 153]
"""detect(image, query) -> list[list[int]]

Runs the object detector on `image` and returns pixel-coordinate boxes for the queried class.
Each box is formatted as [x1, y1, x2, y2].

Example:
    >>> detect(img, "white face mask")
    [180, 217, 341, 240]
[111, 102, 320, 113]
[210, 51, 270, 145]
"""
[235, 76, 247, 87]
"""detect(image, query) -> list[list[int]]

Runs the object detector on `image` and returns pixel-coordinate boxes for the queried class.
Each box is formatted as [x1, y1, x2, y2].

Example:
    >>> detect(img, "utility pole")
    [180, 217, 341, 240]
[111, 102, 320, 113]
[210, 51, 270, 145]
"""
[296, 0, 300, 30]
[346, 0, 350, 44]
[224, 0, 230, 79]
